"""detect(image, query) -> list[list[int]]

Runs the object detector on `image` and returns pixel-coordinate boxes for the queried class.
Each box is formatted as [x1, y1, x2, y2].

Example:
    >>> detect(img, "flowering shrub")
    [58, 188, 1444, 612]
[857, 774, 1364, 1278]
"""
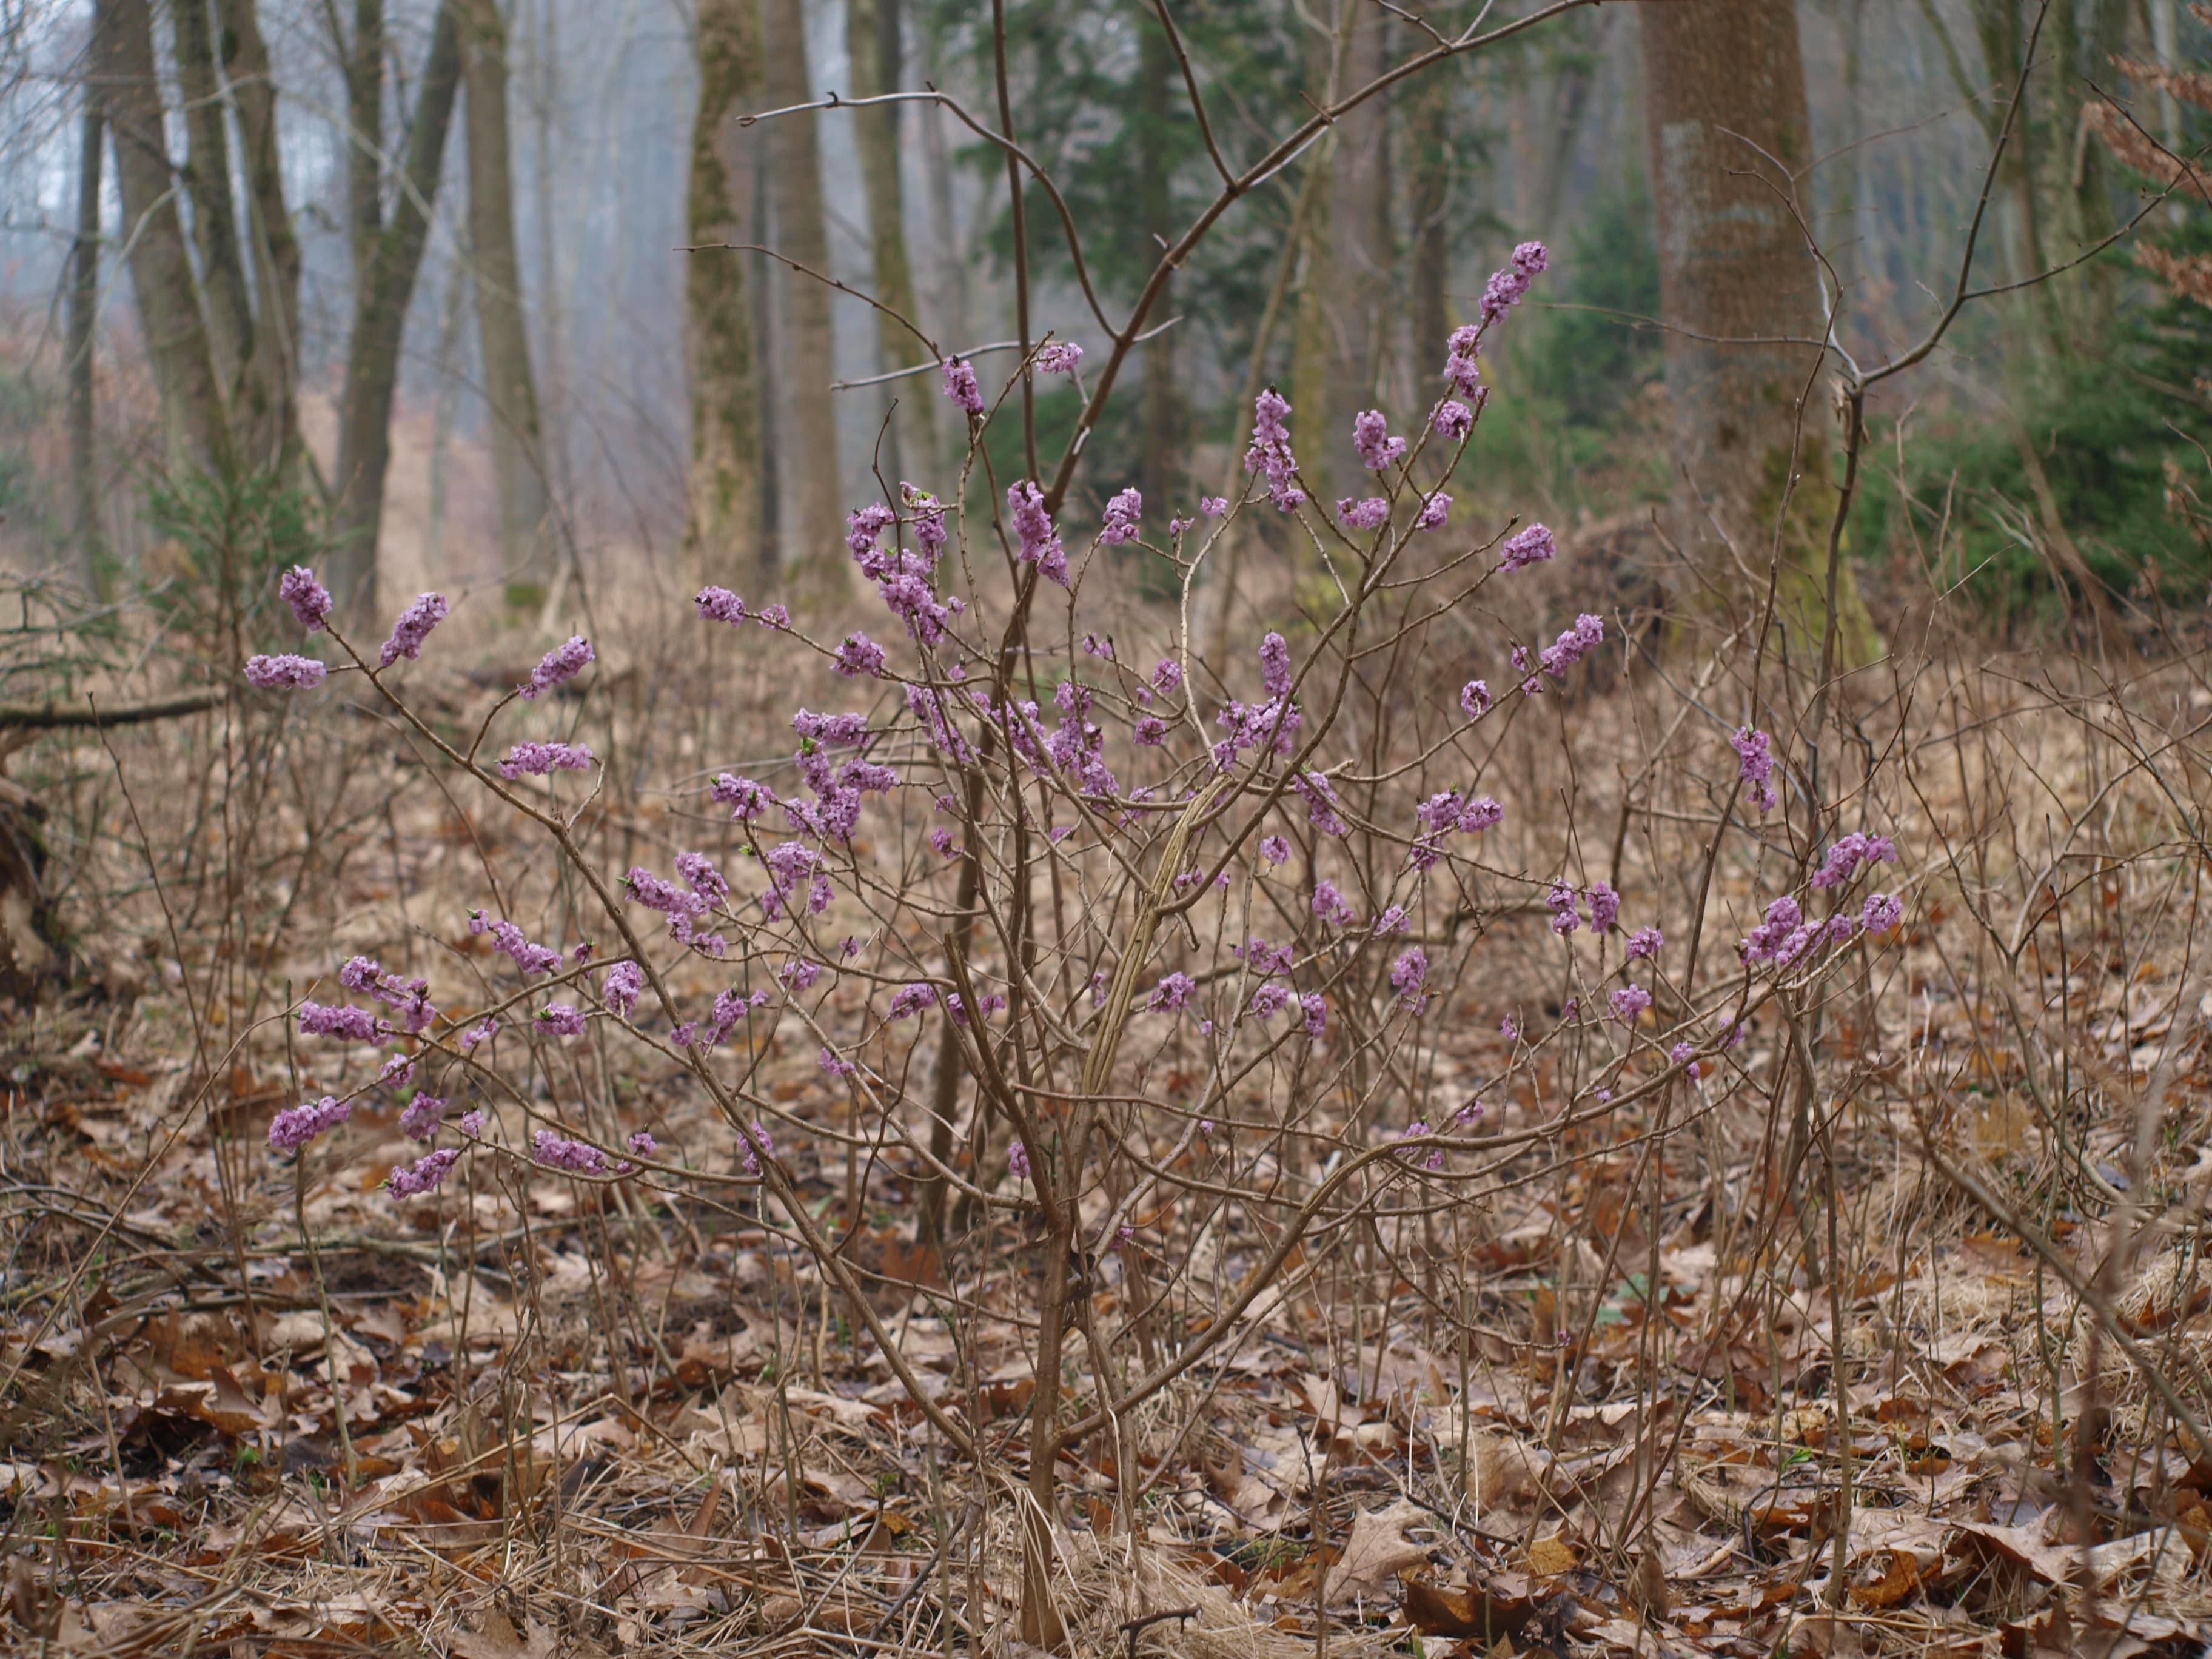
[239, 238, 1911, 1637]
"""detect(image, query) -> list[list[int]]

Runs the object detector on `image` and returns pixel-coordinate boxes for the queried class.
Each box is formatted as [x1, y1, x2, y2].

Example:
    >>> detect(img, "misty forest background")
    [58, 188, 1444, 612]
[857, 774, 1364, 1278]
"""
[0, 0, 2205, 635]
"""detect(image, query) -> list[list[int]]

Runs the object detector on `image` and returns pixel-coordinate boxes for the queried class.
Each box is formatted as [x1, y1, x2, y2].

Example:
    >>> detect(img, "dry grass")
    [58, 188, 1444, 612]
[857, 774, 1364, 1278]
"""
[0, 550, 2207, 1659]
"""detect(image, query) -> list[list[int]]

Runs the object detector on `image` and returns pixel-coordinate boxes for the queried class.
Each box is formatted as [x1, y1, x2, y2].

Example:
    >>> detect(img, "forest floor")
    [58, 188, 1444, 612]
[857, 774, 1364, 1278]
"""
[0, 598, 2209, 1659]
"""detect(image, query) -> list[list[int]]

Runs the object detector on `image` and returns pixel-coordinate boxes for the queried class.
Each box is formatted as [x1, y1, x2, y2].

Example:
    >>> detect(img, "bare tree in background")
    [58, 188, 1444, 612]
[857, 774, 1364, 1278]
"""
[759, 0, 845, 600]
[1133, 7, 1184, 525]
[460, 0, 554, 606]
[683, 0, 766, 588]
[222, 0, 306, 478]
[1641, 0, 1879, 660]
[66, 58, 103, 592]
[329, 2, 466, 613]
[846, 0, 931, 481]
[1313, 0, 1390, 502]
[93, 0, 233, 480]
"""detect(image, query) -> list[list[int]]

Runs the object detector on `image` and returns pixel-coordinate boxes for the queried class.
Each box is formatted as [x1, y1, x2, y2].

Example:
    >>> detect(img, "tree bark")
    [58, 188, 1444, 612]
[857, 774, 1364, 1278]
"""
[172, 1, 256, 424]
[460, 0, 553, 603]
[846, 0, 932, 484]
[1640, 0, 1878, 662]
[1134, 8, 1184, 531]
[759, 0, 845, 601]
[346, 0, 386, 287]
[1320, 0, 1389, 502]
[683, 0, 766, 589]
[1404, 62, 1452, 394]
[67, 91, 104, 592]
[94, 0, 233, 481]
[329, 1, 465, 616]
[219, 0, 304, 477]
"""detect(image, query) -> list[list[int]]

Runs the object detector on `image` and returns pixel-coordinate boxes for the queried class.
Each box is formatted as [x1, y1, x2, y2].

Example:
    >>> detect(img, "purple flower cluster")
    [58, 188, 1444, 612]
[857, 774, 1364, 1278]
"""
[629, 1130, 658, 1156]
[625, 857, 731, 950]
[1007, 1138, 1030, 1179]
[1415, 493, 1452, 532]
[469, 911, 565, 976]
[1545, 883, 1580, 936]
[281, 566, 331, 631]
[851, 496, 957, 645]
[1863, 892, 1903, 936]
[739, 1119, 774, 1174]
[1238, 937, 1295, 977]
[1352, 409, 1405, 472]
[694, 586, 789, 629]
[1313, 880, 1356, 926]
[1259, 834, 1290, 865]
[835, 632, 886, 678]
[1609, 984, 1651, 1024]
[754, 841, 828, 920]
[1037, 340, 1083, 375]
[340, 954, 438, 1033]
[1008, 481, 1069, 586]
[603, 959, 643, 1014]
[535, 1002, 586, 1037]
[1150, 971, 1196, 1013]
[1337, 497, 1389, 531]
[1432, 398, 1473, 441]
[1292, 771, 1347, 836]
[387, 1148, 459, 1198]
[1249, 983, 1292, 1019]
[942, 357, 984, 415]
[1245, 389, 1305, 512]
[269, 1095, 350, 1151]
[1300, 992, 1327, 1038]
[1812, 832, 1897, 889]
[1539, 614, 1604, 678]
[1626, 926, 1664, 961]
[887, 982, 938, 1020]
[1101, 488, 1142, 546]
[518, 635, 594, 701]
[1732, 727, 1778, 815]
[244, 653, 327, 690]
[498, 741, 594, 780]
[381, 592, 449, 667]
[300, 1000, 383, 1042]
[1460, 679, 1492, 719]
[1391, 945, 1428, 998]
[1498, 524, 1555, 573]
[1587, 881, 1620, 935]
[1480, 240, 1549, 329]
[1443, 324, 1483, 400]
[532, 1128, 606, 1173]
[1418, 789, 1504, 836]
[400, 1093, 449, 1141]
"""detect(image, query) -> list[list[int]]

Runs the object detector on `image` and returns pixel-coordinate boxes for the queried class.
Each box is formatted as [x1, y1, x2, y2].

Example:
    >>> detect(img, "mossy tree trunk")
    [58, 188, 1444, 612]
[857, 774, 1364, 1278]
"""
[1641, 0, 1880, 668]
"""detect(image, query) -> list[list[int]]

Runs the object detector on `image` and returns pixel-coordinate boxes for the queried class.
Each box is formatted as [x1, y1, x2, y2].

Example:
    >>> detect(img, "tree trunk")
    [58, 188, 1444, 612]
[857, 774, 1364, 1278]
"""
[220, 0, 305, 478]
[329, 1, 465, 617]
[347, 0, 385, 287]
[1640, 0, 1878, 663]
[846, 0, 931, 484]
[1404, 62, 1452, 396]
[1321, 1, 1389, 502]
[1134, 8, 1183, 532]
[759, 0, 845, 602]
[95, 0, 233, 481]
[683, 0, 766, 589]
[172, 1, 256, 428]
[67, 93, 104, 592]
[460, 0, 553, 604]
[426, 259, 472, 568]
